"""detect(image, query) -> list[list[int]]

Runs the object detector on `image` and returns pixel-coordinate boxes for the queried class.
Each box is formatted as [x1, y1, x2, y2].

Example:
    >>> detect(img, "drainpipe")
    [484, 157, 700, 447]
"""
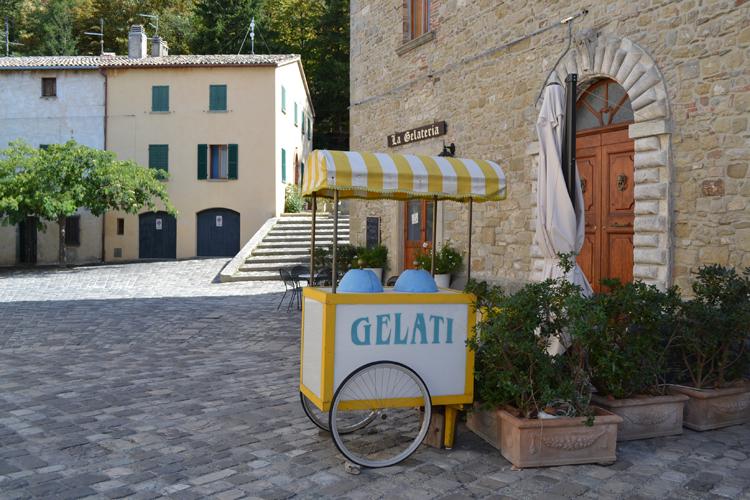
[100, 67, 108, 262]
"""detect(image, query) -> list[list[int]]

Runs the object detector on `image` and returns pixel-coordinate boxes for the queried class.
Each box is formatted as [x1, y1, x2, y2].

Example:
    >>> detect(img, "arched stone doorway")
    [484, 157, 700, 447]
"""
[576, 78, 635, 292]
[530, 31, 673, 290]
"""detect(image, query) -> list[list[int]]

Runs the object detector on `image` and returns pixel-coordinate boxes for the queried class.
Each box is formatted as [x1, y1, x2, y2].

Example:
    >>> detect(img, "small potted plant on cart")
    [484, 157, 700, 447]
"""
[668, 264, 750, 431]
[415, 241, 463, 288]
[356, 245, 388, 283]
[465, 259, 622, 468]
[572, 279, 689, 441]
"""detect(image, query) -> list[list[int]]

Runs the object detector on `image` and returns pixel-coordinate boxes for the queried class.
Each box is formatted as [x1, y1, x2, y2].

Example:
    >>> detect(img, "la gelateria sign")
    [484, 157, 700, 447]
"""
[388, 121, 447, 147]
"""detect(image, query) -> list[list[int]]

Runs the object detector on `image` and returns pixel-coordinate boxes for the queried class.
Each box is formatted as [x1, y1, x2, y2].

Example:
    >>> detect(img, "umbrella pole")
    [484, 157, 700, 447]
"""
[430, 196, 438, 276]
[564, 73, 578, 205]
[309, 194, 316, 285]
[467, 198, 473, 283]
[331, 190, 339, 293]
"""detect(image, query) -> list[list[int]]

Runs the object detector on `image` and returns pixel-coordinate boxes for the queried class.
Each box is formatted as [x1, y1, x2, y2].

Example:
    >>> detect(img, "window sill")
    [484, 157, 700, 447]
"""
[150, 110, 171, 114]
[40, 95, 57, 99]
[396, 31, 436, 56]
[207, 109, 229, 113]
[204, 178, 233, 182]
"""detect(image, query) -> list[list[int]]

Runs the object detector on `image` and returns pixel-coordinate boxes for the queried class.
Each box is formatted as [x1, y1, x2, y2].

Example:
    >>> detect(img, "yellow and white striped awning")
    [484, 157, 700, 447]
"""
[302, 150, 507, 202]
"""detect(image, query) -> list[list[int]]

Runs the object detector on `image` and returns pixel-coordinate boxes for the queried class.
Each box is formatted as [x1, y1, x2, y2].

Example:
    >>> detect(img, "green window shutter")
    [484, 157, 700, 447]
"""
[281, 85, 286, 113]
[197, 144, 208, 179]
[152, 86, 169, 112]
[294, 102, 298, 126]
[281, 148, 286, 182]
[302, 111, 306, 134]
[209, 85, 227, 111]
[307, 118, 312, 140]
[148, 144, 169, 172]
[228, 144, 238, 179]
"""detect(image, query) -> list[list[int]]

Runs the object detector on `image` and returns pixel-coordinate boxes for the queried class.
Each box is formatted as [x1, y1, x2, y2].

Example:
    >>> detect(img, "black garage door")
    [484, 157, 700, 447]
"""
[139, 211, 177, 259]
[197, 208, 240, 257]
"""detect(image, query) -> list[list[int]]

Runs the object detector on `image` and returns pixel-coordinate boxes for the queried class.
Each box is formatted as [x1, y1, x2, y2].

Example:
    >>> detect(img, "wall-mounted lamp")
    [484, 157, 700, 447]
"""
[438, 142, 456, 157]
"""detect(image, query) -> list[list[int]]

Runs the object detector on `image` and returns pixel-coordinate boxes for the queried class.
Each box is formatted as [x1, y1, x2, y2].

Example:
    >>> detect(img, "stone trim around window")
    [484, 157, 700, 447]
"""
[396, 31, 436, 56]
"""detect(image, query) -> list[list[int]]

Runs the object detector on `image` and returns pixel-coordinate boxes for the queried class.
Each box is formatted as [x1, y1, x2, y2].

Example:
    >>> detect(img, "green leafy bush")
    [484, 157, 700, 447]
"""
[415, 242, 463, 274]
[571, 280, 681, 399]
[357, 245, 388, 270]
[466, 255, 592, 419]
[284, 184, 304, 213]
[672, 265, 750, 388]
[313, 244, 359, 273]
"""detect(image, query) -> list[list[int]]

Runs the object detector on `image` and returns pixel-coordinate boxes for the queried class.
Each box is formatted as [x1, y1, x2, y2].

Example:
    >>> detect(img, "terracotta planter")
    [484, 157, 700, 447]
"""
[669, 382, 750, 431]
[591, 393, 688, 441]
[467, 405, 622, 468]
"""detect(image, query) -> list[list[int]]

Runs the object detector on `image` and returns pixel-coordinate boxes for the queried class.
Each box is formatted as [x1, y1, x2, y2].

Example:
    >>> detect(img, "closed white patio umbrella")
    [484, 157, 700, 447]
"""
[535, 76, 593, 354]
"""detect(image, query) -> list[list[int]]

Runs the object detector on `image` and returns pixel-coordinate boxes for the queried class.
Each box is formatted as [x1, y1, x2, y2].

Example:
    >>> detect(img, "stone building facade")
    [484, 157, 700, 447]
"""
[348, 0, 750, 293]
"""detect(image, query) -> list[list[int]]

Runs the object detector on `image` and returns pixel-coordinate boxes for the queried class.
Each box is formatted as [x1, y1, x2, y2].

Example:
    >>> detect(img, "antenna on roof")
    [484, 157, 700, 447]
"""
[238, 17, 256, 55]
[139, 13, 159, 37]
[3, 17, 24, 56]
[84, 18, 104, 55]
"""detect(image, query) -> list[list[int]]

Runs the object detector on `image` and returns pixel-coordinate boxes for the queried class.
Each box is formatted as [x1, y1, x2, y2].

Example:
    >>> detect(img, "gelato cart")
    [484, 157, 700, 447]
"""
[298, 149, 507, 468]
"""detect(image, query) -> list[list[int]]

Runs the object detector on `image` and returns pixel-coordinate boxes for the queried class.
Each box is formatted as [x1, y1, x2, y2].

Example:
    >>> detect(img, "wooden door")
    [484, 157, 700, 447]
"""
[139, 211, 177, 259]
[403, 199, 433, 269]
[576, 125, 634, 292]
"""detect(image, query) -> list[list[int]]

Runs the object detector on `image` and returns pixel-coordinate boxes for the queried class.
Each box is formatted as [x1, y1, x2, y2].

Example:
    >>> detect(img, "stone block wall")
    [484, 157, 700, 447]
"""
[349, 0, 750, 292]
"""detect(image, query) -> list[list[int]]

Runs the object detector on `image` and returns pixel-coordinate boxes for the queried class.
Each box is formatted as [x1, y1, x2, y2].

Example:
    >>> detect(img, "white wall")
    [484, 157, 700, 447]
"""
[275, 61, 314, 215]
[0, 69, 105, 265]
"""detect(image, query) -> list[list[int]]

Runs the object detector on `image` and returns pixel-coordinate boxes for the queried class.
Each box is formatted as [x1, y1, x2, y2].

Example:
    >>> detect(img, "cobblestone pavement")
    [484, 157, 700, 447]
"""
[1, 260, 749, 499]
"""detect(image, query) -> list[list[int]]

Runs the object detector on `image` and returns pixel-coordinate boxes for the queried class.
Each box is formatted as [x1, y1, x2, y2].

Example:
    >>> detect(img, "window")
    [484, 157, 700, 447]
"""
[294, 102, 299, 126]
[39, 144, 49, 150]
[148, 144, 169, 173]
[197, 144, 238, 180]
[65, 216, 80, 246]
[117, 218, 125, 235]
[209, 85, 227, 111]
[152, 85, 169, 112]
[307, 118, 312, 140]
[302, 111, 306, 134]
[576, 79, 634, 131]
[281, 85, 286, 113]
[408, 0, 430, 40]
[41, 77, 57, 97]
[281, 148, 287, 182]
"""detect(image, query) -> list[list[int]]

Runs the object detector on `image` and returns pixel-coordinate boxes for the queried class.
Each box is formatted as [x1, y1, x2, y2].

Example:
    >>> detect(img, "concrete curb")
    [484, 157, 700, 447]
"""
[220, 217, 278, 282]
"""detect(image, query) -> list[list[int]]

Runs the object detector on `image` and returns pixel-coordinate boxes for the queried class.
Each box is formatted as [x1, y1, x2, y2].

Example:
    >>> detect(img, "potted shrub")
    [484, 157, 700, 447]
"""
[571, 280, 689, 441]
[356, 245, 388, 283]
[415, 242, 463, 288]
[465, 259, 622, 468]
[669, 265, 750, 431]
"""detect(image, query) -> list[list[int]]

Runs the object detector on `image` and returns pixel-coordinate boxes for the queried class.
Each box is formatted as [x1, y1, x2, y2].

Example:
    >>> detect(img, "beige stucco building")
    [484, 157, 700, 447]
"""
[1, 26, 313, 264]
[348, 0, 750, 293]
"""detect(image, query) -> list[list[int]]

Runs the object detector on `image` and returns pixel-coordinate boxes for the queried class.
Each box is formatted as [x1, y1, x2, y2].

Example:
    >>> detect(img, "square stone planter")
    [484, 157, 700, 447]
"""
[467, 405, 622, 468]
[591, 393, 689, 441]
[669, 382, 750, 431]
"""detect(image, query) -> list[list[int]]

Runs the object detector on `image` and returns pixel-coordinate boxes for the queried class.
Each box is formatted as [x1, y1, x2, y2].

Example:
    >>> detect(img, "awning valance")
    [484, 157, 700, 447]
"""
[302, 150, 507, 202]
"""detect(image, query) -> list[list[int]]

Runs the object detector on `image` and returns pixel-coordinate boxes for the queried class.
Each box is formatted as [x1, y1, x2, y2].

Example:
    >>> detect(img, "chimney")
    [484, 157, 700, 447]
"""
[151, 36, 168, 57]
[128, 25, 147, 59]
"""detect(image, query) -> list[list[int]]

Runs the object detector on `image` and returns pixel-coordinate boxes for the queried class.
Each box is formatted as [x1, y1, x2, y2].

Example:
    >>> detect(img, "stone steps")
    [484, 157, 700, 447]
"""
[226, 211, 351, 282]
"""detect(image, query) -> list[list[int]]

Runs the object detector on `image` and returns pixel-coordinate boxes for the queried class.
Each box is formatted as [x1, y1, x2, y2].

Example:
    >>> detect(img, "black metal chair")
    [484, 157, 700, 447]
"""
[291, 264, 310, 286]
[386, 275, 399, 287]
[278, 268, 302, 311]
[313, 267, 333, 287]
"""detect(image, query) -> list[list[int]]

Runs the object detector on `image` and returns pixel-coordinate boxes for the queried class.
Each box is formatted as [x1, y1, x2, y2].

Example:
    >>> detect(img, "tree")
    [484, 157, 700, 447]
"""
[191, 0, 265, 54]
[25, 0, 79, 55]
[0, 140, 174, 265]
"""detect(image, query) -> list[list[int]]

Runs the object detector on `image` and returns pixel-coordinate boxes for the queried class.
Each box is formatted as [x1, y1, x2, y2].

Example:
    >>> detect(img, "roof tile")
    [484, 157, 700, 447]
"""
[0, 54, 299, 70]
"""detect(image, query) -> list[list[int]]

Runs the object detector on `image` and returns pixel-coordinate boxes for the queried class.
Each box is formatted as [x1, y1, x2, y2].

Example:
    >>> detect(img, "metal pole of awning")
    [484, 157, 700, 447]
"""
[309, 193, 316, 284]
[467, 198, 473, 283]
[430, 196, 438, 276]
[563, 73, 578, 205]
[331, 190, 339, 293]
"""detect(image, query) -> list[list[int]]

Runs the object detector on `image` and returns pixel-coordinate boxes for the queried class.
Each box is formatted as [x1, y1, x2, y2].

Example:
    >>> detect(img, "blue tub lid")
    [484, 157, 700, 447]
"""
[337, 269, 384, 293]
[393, 269, 438, 293]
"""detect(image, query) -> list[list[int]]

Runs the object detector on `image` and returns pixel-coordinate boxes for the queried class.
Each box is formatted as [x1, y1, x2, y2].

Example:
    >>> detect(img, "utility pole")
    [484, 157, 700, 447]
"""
[84, 18, 104, 55]
[4, 17, 24, 56]
[250, 17, 255, 55]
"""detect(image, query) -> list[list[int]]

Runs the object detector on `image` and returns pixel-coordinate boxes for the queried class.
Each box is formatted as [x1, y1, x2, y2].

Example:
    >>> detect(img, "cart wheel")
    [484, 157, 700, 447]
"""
[300, 392, 378, 433]
[329, 361, 432, 468]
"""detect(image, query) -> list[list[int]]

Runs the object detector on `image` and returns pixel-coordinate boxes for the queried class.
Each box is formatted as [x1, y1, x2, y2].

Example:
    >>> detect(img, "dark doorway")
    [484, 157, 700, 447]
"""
[197, 208, 240, 257]
[139, 211, 177, 259]
[18, 216, 38, 264]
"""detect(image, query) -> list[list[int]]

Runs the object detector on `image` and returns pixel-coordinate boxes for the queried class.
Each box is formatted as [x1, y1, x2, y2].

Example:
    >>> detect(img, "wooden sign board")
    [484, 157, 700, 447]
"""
[388, 121, 447, 148]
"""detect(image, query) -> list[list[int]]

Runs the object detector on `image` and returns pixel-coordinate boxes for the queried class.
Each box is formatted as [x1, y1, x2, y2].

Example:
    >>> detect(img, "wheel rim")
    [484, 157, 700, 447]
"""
[329, 361, 432, 468]
[300, 392, 377, 434]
